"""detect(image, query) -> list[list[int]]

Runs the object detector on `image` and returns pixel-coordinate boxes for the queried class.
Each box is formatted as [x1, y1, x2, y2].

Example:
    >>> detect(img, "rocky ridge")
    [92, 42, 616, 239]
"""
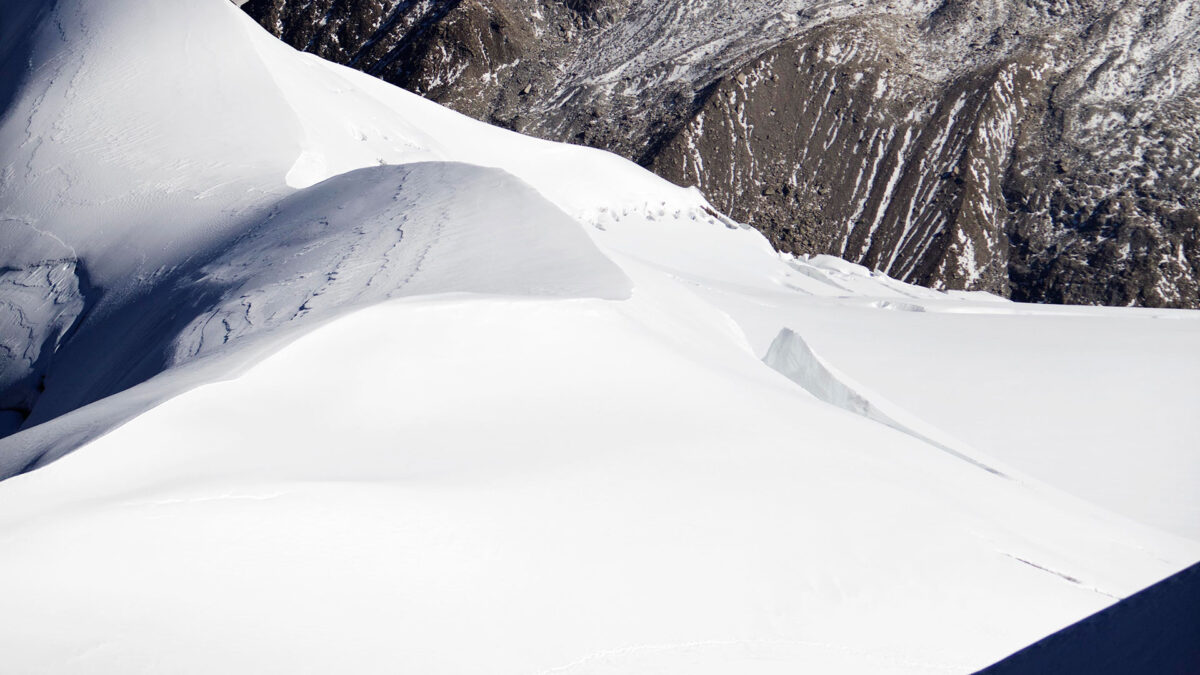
[241, 0, 1200, 307]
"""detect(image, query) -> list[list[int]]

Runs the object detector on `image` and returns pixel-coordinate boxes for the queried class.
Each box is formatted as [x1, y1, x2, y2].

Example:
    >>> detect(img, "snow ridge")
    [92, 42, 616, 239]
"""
[763, 327, 1005, 476]
[0, 3, 1197, 674]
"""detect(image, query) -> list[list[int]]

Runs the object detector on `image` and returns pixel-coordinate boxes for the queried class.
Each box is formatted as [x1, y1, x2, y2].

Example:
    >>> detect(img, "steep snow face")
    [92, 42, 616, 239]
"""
[0, 0, 302, 433]
[170, 161, 630, 363]
[0, 1, 1198, 674]
[0, 161, 631, 476]
[0, 0, 667, 441]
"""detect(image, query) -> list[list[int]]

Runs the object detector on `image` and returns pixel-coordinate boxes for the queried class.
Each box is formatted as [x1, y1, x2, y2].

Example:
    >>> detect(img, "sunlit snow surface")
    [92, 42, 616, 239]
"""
[0, 1, 1197, 673]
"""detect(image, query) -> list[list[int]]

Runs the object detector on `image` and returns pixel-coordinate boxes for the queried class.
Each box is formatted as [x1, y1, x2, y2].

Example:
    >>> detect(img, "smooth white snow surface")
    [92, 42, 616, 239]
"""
[0, 1, 1198, 674]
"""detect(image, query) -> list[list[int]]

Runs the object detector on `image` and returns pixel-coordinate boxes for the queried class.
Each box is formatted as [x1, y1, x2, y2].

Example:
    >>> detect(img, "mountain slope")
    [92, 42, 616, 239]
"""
[242, 0, 1200, 307]
[0, 1, 1197, 673]
[977, 560, 1200, 674]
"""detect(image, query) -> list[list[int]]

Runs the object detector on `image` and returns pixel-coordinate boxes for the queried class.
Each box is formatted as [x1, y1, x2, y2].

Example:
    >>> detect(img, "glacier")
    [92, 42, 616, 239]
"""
[0, 0, 1197, 673]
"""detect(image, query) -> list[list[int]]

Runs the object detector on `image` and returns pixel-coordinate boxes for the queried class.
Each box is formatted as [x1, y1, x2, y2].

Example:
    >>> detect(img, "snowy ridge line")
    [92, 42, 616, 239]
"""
[0, 3, 1197, 673]
[0, 161, 630, 477]
[763, 327, 1006, 477]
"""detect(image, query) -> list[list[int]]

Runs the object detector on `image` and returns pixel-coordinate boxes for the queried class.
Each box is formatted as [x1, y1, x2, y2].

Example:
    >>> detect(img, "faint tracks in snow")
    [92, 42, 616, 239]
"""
[1001, 552, 1120, 601]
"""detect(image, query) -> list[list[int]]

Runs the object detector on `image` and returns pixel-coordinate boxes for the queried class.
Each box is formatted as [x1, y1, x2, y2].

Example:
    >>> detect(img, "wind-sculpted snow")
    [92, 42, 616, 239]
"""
[174, 162, 629, 362]
[0, 0, 651, 447]
[0, 1, 1198, 673]
[763, 327, 1005, 477]
[0, 161, 629, 476]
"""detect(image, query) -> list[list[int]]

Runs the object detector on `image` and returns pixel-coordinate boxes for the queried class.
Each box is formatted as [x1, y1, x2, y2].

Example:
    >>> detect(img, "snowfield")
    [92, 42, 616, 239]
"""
[0, 1, 1197, 673]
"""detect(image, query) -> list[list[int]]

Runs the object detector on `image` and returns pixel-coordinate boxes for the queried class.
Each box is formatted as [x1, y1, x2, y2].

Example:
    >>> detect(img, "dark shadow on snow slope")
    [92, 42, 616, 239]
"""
[0, 0, 54, 120]
[975, 560, 1200, 674]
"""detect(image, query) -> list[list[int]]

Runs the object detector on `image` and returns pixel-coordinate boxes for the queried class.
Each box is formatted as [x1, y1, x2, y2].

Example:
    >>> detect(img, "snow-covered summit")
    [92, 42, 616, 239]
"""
[0, 1, 1197, 673]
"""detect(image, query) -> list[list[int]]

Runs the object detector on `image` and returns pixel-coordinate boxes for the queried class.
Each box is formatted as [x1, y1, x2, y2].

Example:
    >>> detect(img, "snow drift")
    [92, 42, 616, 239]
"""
[0, 0, 1197, 673]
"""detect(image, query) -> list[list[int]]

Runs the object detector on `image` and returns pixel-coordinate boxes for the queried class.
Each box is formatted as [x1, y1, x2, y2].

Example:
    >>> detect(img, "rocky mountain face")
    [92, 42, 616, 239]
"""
[241, 0, 1200, 307]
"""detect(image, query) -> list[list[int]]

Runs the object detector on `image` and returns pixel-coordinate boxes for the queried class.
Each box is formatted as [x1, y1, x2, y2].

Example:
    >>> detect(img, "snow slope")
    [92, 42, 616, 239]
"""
[977, 560, 1200, 674]
[0, 0, 1197, 673]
